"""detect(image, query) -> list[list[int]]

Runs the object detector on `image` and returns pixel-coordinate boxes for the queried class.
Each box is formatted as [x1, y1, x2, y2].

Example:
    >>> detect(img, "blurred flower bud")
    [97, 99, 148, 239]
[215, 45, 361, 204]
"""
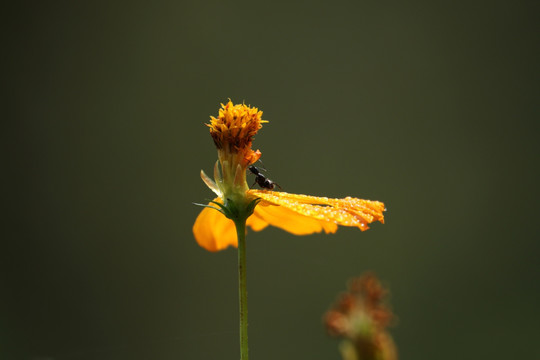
[324, 273, 398, 360]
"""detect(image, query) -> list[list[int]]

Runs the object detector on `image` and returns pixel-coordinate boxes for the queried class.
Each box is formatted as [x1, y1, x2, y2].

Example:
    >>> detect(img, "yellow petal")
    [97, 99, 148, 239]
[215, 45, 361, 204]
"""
[246, 210, 270, 231]
[193, 197, 271, 251]
[251, 202, 338, 235]
[192, 198, 237, 251]
[250, 190, 385, 231]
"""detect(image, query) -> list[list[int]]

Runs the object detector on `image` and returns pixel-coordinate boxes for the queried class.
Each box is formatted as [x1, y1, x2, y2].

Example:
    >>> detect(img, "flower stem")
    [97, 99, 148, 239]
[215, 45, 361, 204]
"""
[234, 219, 249, 360]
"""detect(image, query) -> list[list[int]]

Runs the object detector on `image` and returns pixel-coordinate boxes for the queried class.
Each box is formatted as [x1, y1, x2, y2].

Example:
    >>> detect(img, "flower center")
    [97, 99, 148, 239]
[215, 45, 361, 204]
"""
[207, 101, 267, 166]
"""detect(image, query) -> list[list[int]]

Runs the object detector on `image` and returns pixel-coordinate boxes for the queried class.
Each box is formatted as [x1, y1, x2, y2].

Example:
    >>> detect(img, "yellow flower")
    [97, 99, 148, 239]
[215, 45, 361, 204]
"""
[193, 101, 385, 252]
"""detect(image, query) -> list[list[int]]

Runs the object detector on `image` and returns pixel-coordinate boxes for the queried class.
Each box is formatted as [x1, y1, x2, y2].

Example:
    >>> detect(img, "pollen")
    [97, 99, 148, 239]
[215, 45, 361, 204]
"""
[207, 101, 268, 153]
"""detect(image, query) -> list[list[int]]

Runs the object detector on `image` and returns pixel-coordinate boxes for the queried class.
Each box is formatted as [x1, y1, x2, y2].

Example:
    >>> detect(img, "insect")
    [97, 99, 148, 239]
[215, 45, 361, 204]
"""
[248, 165, 282, 190]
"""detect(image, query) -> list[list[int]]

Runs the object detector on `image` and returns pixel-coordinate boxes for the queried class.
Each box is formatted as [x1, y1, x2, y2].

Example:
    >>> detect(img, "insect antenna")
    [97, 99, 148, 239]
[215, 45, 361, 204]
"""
[255, 159, 267, 172]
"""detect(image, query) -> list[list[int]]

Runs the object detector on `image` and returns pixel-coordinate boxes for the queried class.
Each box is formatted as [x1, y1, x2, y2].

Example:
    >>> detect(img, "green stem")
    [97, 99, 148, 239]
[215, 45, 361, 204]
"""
[235, 219, 249, 360]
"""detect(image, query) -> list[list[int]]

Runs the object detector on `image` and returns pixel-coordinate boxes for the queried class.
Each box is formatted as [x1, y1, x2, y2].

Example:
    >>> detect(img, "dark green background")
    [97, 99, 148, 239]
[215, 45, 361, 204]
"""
[5, 1, 539, 359]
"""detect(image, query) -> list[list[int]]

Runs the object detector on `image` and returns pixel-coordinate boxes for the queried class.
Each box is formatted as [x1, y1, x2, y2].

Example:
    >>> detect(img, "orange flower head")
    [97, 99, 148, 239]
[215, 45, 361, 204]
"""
[207, 100, 266, 167]
[203, 101, 266, 211]
[194, 101, 386, 252]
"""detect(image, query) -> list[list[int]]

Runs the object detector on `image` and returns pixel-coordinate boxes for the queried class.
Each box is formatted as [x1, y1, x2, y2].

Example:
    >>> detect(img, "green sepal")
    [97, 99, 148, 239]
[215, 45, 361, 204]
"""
[209, 200, 234, 219]
[221, 198, 240, 220]
[192, 202, 225, 215]
[246, 197, 261, 216]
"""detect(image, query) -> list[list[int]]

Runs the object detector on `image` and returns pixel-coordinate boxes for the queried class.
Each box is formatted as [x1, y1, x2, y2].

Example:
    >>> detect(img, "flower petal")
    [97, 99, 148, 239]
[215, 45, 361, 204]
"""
[249, 190, 385, 231]
[246, 210, 270, 231]
[251, 202, 338, 235]
[193, 198, 237, 251]
[193, 197, 271, 251]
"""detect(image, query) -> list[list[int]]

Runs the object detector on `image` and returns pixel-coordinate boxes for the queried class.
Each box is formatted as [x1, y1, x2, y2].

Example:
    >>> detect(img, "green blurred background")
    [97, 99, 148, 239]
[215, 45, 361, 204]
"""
[5, 1, 539, 359]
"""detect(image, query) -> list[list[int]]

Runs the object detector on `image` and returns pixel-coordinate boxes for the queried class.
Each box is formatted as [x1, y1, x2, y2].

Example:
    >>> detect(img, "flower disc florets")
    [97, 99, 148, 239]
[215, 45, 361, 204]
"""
[207, 101, 267, 166]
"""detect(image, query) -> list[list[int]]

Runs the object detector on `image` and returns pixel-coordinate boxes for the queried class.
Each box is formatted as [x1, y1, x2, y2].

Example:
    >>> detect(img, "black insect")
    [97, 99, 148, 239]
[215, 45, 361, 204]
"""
[248, 165, 281, 190]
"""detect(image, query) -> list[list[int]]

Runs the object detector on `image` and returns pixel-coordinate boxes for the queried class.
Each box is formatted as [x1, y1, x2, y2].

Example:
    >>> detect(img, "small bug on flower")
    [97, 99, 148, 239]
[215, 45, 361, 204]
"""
[248, 165, 282, 190]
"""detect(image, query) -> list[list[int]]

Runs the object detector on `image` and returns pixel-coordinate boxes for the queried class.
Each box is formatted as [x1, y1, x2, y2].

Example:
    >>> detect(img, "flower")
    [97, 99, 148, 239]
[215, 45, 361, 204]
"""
[324, 273, 398, 360]
[193, 101, 385, 252]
